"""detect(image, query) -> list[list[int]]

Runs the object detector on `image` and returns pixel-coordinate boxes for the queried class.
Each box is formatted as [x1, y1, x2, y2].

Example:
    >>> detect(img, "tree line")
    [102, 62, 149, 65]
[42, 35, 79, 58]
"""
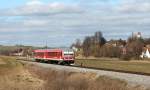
[72, 31, 150, 60]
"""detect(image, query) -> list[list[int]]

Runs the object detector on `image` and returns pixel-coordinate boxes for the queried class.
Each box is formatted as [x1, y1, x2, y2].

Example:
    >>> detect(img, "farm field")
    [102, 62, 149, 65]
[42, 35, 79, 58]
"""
[75, 58, 150, 74]
[0, 56, 148, 90]
[0, 56, 43, 90]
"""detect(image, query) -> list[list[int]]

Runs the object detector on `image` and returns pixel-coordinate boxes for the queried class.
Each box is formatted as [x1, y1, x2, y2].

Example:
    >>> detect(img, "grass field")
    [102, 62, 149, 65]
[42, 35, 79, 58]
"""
[0, 56, 43, 90]
[75, 58, 150, 74]
[0, 56, 149, 90]
[27, 64, 147, 90]
[0, 56, 21, 71]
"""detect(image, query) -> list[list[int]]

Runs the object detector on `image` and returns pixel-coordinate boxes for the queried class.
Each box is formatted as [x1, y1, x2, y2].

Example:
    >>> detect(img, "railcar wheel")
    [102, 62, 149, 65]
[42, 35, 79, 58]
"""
[40, 60, 45, 63]
[47, 60, 52, 64]
[58, 61, 65, 65]
[35, 59, 40, 62]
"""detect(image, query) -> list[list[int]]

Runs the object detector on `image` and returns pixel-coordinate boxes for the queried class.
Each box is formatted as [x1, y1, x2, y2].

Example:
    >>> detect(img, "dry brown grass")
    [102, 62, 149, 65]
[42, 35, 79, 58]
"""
[26, 64, 149, 90]
[0, 56, 43, 90]
[0, 56, 149, 90]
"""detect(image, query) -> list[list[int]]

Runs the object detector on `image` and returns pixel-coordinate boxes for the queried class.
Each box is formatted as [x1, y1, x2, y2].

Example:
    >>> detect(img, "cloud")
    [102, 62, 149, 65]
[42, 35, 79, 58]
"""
[26, 0, 44, 6]
[0, 1, 84, 16]
[116, 0, 150, 13]
[0, 0, 150, 46]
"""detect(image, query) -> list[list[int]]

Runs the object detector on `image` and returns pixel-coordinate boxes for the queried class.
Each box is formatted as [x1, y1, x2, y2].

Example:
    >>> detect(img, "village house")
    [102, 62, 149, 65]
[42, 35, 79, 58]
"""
[140, 45, 150, 59]
[11, 48, 24, 56]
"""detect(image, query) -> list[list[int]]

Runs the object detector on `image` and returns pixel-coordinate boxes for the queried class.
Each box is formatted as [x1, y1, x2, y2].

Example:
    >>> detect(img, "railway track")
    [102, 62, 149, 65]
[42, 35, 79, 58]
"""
[17, 57, 150, 87]
[17, 57, 150, 76]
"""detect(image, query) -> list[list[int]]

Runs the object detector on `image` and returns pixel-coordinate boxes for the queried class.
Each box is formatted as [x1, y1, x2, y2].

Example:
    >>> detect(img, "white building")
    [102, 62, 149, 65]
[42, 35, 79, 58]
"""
[140, 49, 150, 59]
[132, 32, 142, 38]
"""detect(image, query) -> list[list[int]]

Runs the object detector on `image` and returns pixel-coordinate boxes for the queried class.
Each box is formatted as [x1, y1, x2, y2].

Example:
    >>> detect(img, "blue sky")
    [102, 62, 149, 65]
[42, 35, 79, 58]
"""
[0, 0, 150, 47]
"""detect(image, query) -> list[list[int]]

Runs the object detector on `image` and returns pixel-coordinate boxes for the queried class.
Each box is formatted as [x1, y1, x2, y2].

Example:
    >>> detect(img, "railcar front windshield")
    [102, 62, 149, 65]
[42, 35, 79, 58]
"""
[64, 54, 74, 55]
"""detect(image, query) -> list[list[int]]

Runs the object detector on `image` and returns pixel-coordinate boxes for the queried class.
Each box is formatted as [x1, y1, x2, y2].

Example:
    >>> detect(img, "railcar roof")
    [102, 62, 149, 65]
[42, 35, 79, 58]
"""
[34, 49, 62, 52]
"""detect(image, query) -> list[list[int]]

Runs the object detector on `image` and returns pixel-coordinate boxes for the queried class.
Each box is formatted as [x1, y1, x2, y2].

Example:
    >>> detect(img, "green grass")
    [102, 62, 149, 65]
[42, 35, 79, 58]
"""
[75, 59, 150, 74]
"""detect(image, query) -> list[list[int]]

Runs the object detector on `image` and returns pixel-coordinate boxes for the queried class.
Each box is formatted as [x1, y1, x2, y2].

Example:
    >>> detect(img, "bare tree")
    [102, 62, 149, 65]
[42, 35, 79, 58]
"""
[82, 36, 91, 57]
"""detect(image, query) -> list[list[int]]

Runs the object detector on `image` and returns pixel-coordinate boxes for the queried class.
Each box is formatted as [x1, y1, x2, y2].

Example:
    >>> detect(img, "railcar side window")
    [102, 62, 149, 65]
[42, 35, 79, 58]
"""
[48, 52, 61, 57]
[36, 52, 44, 56]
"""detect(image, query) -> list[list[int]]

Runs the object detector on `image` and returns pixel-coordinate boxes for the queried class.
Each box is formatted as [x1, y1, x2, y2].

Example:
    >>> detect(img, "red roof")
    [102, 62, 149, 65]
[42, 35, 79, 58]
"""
[34, 49, 62, 53]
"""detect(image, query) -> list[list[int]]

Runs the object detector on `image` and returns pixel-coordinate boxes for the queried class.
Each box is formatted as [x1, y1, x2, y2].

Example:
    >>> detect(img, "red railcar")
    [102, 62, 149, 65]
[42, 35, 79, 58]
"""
[34, 49, 75, 65]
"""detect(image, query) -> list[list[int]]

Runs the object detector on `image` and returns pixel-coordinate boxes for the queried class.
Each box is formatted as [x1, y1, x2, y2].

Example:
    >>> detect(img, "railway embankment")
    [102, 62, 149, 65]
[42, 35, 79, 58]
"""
[1, 56, 150, 90]
[20, 60, 150, 89]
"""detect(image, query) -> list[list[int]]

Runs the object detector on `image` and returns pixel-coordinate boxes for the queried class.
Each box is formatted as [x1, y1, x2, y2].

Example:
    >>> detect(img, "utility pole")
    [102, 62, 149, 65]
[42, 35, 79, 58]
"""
[46, 40, 48, 49]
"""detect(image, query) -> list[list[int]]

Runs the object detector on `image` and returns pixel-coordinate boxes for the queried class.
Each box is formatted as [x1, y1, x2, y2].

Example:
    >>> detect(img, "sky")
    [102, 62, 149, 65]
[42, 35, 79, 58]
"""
[0, 0, 150, 47]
